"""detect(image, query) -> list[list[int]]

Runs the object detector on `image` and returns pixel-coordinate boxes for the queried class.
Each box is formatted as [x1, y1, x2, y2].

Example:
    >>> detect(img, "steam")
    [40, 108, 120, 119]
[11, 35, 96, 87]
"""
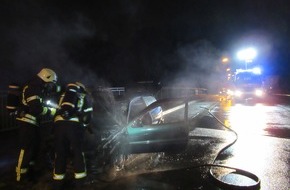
[164, 40, 223, 93]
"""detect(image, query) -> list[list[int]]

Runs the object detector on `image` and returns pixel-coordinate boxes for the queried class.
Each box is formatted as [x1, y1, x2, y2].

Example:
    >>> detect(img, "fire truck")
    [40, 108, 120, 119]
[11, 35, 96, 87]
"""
[228, 68, 266, 102]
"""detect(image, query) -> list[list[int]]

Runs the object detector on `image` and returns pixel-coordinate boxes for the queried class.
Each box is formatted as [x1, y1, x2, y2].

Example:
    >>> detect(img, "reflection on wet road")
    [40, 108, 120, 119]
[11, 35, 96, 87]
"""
[219, 100, 290, 137]
[211, 98, 290, 190]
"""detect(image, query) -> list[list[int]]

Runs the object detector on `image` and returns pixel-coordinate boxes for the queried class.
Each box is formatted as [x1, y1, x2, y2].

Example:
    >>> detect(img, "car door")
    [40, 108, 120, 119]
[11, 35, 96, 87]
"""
[125, 98, 189, 154]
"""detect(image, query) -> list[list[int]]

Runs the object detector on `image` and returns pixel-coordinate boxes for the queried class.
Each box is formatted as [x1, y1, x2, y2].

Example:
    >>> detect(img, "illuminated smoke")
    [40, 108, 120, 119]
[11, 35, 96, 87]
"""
[161, 40, 223, 93]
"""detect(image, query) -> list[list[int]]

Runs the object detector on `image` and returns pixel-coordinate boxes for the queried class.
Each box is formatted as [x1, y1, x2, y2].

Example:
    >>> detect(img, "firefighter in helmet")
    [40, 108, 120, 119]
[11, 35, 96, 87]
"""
[15, 68, 59, 183]
[53, 82, 93, 189]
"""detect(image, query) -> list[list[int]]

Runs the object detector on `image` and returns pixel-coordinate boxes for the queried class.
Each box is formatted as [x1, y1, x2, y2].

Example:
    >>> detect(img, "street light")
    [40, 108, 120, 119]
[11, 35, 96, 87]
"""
[237, 48, 257, 69]
[222, 57, 229, 64]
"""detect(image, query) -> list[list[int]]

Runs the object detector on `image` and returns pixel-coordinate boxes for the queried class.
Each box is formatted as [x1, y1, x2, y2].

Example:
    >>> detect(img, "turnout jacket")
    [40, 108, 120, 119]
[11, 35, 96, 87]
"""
[54, 83, 93, 126]
[16, 77, 54, 126]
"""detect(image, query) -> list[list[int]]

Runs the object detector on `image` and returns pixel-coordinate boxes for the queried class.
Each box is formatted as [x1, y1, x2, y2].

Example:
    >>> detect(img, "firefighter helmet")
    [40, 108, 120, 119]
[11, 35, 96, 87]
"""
[37, 68, 57, 83]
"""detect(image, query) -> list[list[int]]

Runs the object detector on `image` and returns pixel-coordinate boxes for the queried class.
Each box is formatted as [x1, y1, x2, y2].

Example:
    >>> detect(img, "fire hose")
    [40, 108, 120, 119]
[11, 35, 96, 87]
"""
[201, 105, 261, 190]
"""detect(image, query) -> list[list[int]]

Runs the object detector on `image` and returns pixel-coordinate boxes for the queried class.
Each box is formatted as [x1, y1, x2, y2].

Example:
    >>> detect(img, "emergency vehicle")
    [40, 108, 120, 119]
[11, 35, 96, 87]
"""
[228, 68, 266, 102]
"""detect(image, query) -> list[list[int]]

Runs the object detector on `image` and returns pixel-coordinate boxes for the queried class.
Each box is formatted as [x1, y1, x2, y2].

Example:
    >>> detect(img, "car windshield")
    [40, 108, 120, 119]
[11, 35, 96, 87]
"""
[235, 73, 262, 85]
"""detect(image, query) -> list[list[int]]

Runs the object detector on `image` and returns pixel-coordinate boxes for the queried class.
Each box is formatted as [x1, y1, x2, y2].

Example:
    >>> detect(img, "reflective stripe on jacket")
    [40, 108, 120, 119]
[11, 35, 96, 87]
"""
[16, 114, 38, 126]
[54, 115, 80, 122]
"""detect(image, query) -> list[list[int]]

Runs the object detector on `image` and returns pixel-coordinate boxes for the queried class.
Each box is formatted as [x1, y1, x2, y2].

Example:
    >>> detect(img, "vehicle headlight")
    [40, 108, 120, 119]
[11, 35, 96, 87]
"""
[235, 90, 242, 97]
[227, 89, 234, 95]
[255, 89, 263, 97]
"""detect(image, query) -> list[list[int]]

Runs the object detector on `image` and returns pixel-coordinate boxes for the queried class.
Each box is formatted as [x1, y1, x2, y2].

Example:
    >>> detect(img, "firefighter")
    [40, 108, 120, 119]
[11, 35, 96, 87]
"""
[15, 68, 59, 183]
[53, 82, 93, 189]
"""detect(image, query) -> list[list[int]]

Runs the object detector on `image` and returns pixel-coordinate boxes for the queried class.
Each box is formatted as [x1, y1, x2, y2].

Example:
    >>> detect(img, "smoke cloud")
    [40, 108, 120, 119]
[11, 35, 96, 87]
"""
[163, 40, 223, 93]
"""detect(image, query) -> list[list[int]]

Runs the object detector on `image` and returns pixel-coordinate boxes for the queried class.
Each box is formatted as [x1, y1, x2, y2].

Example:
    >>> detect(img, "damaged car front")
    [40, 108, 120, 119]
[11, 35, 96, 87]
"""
[84, 94, 190, 178]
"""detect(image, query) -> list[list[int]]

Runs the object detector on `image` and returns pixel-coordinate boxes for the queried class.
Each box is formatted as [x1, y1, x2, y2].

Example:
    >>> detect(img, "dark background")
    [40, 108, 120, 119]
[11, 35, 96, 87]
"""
[1, 0, 289, 91]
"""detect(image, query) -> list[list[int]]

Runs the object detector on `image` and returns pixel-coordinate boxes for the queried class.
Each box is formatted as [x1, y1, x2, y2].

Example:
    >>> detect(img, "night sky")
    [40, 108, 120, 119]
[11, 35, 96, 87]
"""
[1, 0, 290, 90]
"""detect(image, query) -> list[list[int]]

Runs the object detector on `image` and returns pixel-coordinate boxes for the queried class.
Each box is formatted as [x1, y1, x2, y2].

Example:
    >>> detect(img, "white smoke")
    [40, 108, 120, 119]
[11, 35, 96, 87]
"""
[163, 40, 223, 93]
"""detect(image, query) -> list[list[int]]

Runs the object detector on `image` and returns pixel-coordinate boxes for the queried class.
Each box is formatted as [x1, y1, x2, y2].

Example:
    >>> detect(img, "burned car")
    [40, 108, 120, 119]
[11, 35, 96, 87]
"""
[85, 92, 190, 176]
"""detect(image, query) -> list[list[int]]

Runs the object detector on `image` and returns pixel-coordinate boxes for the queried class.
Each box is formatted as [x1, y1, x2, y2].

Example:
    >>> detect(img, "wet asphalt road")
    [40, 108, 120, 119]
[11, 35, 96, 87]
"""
[208, 95, 290, 190]
[0, 94, 289, 190]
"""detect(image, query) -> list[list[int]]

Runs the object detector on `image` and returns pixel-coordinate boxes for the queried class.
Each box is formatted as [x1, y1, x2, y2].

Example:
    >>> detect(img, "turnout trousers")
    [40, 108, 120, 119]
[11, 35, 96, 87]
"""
[15, 121, 40, 182]
[53, 121, 87, 181]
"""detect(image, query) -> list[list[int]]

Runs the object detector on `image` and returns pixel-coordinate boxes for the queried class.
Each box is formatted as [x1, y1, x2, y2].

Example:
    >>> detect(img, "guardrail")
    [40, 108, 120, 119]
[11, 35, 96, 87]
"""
[272, 93, 290, 97]
[156, 87, 208, 99]
[0, 92, 16, 132]
[95, 87, 125, 96]
[270, 93, 290, 105]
